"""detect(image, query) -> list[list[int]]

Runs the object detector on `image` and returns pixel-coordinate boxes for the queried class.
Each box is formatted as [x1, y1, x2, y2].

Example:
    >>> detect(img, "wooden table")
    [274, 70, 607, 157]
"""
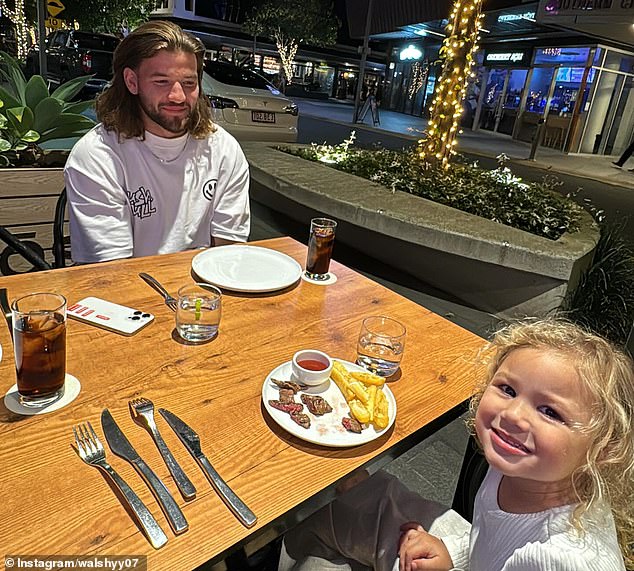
[0, 237, 487, 570]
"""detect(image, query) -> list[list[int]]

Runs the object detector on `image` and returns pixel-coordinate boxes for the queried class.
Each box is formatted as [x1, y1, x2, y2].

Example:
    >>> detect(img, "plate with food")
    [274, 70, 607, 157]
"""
[262, 359, 396, 447]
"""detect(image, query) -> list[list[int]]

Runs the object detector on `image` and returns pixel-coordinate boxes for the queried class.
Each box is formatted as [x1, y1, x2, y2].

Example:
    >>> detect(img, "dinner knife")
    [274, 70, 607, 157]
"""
[158, 408, 257, 528]
[101, 409, 189, 535]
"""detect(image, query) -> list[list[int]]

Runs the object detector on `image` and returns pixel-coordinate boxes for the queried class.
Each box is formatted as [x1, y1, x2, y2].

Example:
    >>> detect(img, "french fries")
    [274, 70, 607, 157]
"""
[332, 361, 390, 430]
[350, 371, 385, 387]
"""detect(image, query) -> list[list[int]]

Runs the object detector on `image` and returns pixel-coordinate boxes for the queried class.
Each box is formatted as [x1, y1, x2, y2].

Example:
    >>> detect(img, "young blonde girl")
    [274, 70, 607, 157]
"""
[279, 319, 634, 571]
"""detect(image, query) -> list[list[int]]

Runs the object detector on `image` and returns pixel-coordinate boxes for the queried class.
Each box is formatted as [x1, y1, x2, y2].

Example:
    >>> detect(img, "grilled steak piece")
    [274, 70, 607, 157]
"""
[269, 400, 304, 414]
[279, 388, 296, 404]
[290, 411, 311, 429]
[272, 378, 305, 393]
[342, 416, 363, 433]
[301, 394, 333, 416]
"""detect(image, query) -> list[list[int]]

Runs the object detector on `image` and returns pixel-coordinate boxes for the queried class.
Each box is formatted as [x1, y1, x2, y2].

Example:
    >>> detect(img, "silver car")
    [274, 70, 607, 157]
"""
[202, 61, 298, 142]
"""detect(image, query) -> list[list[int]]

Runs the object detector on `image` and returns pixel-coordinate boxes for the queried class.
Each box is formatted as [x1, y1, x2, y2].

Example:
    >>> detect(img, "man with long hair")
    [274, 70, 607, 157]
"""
[64, 21, 250, 263]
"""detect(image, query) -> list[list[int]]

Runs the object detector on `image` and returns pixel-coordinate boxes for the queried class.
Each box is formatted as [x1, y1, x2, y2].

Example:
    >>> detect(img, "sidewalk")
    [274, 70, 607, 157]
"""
[295, 99, 634, 190]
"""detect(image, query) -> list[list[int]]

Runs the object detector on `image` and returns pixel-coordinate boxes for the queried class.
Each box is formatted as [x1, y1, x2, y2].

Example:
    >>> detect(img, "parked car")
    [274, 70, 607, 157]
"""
[25, 31, 120, 98]
[202, 60, 298, 142]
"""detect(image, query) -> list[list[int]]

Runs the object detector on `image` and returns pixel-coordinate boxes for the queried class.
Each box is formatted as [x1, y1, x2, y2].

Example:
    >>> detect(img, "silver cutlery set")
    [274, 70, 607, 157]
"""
[73, 398, 257, 549]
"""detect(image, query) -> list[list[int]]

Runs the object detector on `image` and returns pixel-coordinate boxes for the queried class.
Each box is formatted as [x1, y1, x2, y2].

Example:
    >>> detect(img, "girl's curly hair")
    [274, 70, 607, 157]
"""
[467, 318, 634, 565]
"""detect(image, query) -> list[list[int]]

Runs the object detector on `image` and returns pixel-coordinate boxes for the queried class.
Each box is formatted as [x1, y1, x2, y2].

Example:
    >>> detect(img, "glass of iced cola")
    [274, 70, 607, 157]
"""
[11, 292, 67, 408]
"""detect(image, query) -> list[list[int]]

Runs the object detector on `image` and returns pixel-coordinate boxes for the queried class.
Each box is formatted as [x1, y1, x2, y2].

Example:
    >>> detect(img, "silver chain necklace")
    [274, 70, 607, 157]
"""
[144, 134, 190, 164]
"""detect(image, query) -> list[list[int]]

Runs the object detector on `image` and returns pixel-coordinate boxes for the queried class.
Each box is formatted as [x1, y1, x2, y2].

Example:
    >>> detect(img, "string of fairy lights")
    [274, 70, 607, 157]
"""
[419, 0, 484, 168]
[0, 0, 29, 60]
[408, 61, 429, 100]
[276, 37, 298, 84]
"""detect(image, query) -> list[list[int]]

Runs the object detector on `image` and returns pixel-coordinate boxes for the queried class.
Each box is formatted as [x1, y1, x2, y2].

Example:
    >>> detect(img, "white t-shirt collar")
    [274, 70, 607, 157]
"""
[143, 130, 189, 163]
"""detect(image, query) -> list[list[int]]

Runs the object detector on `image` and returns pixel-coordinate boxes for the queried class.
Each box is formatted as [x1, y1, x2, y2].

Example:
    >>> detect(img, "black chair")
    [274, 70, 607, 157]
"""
[0, 188, 68, 275]
[0, 226, 51, 271]
[451, 435, 489, 522]
[52, 187, 69, 268]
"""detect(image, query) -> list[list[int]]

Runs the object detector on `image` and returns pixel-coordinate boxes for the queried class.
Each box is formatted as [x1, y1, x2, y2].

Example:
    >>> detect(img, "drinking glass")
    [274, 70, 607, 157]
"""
[356, 316, 406, 377]
[176, 283, 222, 343]
[305, 218, 337, 280]
[12, 292, 67, 408]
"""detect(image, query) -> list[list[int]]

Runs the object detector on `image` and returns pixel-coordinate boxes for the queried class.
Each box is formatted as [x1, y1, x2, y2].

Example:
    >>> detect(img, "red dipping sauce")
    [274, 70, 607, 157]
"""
[297, 359, 328, 371]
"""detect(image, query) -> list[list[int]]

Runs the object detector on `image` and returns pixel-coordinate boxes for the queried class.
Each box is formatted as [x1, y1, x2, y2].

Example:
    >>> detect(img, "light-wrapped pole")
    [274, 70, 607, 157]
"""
[419, 0, 483, 169]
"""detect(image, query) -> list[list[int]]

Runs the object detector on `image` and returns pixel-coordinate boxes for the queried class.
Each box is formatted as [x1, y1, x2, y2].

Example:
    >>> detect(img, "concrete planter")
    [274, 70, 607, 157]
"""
[0, 157, 66, 274]
[242, 142, 600, 319]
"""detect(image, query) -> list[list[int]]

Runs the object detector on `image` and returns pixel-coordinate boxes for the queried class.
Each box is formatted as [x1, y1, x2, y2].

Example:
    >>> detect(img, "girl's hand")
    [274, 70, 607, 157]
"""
[398, 522, 454, 571]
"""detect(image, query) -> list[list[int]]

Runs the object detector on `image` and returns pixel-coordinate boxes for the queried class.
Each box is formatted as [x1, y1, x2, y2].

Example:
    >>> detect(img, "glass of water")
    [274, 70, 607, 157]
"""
[176, 283, 221, 343]
[356, 316, 406, 377]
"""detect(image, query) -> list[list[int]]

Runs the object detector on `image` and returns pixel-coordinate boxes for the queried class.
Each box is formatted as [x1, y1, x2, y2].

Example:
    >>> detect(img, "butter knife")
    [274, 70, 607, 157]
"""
[101, 409, 189, 535]
[159, 408, 257, 528]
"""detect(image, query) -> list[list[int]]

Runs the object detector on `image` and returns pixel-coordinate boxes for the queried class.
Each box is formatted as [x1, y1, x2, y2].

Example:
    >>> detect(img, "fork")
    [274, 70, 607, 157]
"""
[129, 398, 196, 499]
[138, 273, 177, 311]
[73, 421, 168, 549]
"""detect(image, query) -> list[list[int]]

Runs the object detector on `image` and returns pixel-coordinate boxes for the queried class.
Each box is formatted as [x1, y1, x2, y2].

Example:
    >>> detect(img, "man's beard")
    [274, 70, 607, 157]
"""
[138, 96, 193, 135]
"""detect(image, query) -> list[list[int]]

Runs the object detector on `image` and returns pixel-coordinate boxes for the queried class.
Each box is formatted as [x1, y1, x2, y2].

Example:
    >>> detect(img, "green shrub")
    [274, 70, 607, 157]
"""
[559, 220, 634, 349]
[280, 137, 583, 241]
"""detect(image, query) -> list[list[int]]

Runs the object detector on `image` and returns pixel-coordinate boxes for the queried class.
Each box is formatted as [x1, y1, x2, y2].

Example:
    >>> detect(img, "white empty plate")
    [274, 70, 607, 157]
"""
[192, 245, 303, 293]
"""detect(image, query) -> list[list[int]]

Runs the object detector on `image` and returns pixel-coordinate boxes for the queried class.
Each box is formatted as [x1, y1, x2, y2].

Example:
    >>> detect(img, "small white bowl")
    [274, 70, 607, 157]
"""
[291, 349, 333, 386]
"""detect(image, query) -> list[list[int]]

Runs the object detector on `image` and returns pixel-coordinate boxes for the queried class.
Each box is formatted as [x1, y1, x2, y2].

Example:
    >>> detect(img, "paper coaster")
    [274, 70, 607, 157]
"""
[301, 272, 338, 286]
[4, 374, 81, 416]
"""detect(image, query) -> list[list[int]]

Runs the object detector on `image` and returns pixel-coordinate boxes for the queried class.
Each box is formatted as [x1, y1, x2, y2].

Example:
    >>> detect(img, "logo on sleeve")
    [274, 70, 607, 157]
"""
[125, 186, 157, 219]
[202, 179, 217, 201]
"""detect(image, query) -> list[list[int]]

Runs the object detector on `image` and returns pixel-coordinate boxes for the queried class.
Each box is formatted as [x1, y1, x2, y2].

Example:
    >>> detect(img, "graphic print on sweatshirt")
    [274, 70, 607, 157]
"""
[125, 186, 157, 219]
[202, 179, 217, 201]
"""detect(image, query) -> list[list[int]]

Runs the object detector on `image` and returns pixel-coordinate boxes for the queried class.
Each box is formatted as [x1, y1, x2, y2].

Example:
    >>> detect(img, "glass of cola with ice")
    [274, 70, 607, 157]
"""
[305, 218, 337, 281]
[11, 292, 67, 408]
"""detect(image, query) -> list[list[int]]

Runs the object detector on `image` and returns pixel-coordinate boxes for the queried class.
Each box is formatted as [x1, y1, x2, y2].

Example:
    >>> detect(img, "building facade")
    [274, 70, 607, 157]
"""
[371, 0, 634, 156]
[150, 0, 387, 101]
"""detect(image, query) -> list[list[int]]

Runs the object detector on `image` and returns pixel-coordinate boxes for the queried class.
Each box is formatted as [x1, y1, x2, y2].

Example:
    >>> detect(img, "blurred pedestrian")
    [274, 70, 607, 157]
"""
[612, 138, 634, 171]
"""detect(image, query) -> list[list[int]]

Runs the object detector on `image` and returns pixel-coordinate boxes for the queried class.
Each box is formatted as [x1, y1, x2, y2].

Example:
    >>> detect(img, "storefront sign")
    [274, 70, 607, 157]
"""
[536, 0, 633, 45]
[534, 46, 590, 64]
[542, 0, 614, 13]
[537, 0, 633, 20]
[484, 49, 531, 66]
[497, 11, 536, 22]
[399, 45, 423, 61]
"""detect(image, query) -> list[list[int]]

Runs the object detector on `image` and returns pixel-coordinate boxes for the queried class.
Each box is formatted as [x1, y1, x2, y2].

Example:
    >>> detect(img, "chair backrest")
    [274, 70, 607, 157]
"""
[53, 187, 69, 268]
[451, 435, 489, 522]
[0, 187, 68, 275]
[0, 226, 52, 272]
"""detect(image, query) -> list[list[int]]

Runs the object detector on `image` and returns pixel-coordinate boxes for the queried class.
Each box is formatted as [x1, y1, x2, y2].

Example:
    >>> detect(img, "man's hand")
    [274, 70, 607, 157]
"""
[398, 522, 454, 571]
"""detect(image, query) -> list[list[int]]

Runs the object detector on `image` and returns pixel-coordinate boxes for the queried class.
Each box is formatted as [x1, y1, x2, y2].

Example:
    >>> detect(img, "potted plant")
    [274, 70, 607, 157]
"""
[0, 50, 96, 271]
[0, 51, 96, 167]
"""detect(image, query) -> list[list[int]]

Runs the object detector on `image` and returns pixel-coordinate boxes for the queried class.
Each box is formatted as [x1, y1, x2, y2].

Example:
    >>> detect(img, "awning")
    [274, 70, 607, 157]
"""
[346, 0, 450, 37]
[535, 0, 634, 48]
[345, 0, 525, 38]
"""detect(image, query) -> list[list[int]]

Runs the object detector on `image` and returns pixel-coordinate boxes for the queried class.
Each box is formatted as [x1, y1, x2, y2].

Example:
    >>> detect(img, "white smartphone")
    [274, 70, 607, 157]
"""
[68, 297, 155, 336]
